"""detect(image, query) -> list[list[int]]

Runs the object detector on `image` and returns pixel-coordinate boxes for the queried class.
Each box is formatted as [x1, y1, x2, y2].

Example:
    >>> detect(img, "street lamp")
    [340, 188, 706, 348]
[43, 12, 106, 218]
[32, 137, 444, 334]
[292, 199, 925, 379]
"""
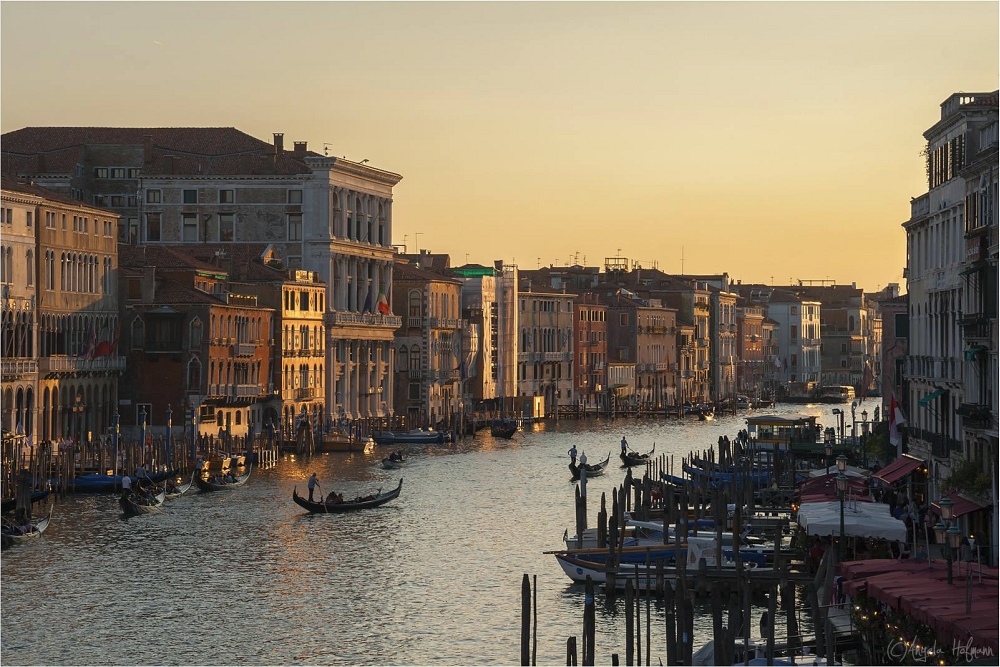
[72, 394, 86, 445]
[933, 497, 962, 585]
[832, 408, 844, 443]
[836, 453, 848, 474]
[836, 473, 848, 561]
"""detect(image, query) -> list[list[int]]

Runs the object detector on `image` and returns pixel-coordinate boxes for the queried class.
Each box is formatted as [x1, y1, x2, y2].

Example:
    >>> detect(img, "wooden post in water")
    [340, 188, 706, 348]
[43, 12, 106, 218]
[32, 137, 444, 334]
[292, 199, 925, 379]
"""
[521, 574, 531, 666]
[566, 637, 577, 666]
[782, 580, 800, 658]
[575, 485, 585, 550]
[766, 582, 778, 665]
[624, 579, 634, 666]
[664, 571, 677, 666]
[583, 576, 596, 666]
[597, 493, 607, 549]
[533, 574, 538, 667]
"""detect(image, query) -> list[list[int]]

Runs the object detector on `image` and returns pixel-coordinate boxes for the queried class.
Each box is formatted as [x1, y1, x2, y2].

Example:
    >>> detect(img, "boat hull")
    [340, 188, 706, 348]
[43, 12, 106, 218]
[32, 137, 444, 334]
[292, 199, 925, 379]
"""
[119, 490, 166, 516]
[292, 479, 403, 513]
[196, 465, 253, 492]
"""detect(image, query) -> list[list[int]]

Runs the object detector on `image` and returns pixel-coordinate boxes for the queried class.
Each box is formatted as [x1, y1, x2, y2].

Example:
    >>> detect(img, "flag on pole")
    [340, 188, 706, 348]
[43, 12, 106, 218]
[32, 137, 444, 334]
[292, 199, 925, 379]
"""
[110, 319, 121, 358]
[362, 287, 373, 314]
[79, 321, 96, 359]
[90, 323, 111, 359]
[889, 393, 907, 457]
[376, 289, 391, 315]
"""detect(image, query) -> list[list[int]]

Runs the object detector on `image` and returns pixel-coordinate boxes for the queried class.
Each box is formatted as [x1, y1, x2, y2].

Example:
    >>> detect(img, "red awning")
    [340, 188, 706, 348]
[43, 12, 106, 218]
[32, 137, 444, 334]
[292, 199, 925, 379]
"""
[873, 454, 925, 484]
[931, 492, 988, 518]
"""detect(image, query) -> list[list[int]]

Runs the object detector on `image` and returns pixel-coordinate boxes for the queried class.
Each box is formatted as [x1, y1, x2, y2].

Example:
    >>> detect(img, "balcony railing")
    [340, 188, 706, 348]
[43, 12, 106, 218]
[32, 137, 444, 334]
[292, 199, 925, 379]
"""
[429, 317, 461, 329]
[439, 369, 460, 381]
[958, 403, 994, 430]
[407, 317, 422, 329]
[234, 384, 259, 397]
[325, 310, 402, 328]
[408, 369, 425, 379]
[959, 315, 991, 340]
[38, 356, 126, 373]
[544, 351, 563, 362]
[655, 362, 668, 371]
[1, 359, 38, 376]
[295, 387, 316, 400]
[233, 342, 255, 357]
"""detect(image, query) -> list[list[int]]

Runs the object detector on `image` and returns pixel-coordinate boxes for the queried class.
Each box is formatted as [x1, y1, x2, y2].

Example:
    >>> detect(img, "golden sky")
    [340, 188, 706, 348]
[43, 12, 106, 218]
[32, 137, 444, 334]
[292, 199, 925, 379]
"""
[2, 2, 997, 292]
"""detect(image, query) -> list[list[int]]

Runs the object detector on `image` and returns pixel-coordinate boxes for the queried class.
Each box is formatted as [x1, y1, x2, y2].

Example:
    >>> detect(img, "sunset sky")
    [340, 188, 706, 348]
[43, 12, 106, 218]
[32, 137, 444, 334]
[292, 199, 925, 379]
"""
[2, 2, 997, 293]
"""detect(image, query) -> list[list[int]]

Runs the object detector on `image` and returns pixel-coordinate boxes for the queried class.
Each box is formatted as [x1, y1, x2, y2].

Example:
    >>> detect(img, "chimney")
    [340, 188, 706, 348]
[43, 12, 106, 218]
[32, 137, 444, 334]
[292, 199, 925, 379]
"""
[144, 135, 153, 164]
[293, 141, 307, 153]
[273, 133, 284, 155]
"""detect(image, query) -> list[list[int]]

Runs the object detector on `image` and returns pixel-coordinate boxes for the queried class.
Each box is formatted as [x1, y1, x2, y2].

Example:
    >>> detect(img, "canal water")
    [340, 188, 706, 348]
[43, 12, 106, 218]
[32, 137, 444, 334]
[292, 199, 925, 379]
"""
[1, 403, 845, 665]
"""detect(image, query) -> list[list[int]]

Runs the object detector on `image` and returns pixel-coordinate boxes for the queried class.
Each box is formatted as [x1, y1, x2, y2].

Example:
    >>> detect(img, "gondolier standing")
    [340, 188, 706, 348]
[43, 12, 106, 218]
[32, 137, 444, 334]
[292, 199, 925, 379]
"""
[568, 444, 578, 466]
[621, 436, 629, 456]
[307, 472, 320, 502]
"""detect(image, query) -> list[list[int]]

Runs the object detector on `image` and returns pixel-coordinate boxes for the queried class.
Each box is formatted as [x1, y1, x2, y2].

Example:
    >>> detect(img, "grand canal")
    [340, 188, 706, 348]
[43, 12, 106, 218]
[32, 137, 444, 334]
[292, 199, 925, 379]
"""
[1, 403, 845, 665]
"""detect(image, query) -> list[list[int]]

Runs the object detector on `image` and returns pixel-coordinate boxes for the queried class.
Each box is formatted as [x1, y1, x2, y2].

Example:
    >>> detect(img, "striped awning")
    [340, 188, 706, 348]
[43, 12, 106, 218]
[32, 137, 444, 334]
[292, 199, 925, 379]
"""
[873, 454, 925, 484]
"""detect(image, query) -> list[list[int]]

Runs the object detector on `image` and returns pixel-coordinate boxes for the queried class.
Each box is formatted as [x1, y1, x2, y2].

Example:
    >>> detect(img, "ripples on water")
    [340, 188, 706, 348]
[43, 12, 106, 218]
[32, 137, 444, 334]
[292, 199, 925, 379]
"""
[1, 404, 839, 665]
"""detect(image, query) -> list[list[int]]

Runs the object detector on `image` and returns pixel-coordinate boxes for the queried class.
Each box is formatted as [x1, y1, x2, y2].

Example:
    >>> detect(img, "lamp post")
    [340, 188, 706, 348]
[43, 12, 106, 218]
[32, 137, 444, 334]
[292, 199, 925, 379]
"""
[861, 409, 869, 466]
[825, 441, 833, 475]
[836, 454, 848, 561]
[165, 404, 172, 471]
[933, 497, 962, 585]
[832, 408, 844, 444]
[72, 394, 86, 446]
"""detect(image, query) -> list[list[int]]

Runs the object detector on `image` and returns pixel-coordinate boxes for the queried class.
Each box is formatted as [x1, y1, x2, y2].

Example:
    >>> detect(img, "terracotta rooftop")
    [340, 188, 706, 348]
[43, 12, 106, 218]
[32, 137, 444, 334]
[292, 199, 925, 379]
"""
[1, 127, 273, 156]
[1, 174, 111, 212]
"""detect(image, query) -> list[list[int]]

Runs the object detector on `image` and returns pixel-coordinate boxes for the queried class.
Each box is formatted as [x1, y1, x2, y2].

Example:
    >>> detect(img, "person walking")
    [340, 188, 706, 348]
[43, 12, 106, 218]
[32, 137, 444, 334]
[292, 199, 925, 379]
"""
[307, 472, 320, 502]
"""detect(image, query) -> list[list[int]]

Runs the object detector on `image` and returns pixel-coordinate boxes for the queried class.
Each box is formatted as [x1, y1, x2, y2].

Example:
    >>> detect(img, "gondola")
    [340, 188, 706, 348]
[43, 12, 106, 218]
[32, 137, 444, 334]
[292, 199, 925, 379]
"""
[569, 453, 611, 481]
[118, 488, 166, 516]
[1, 487, 52, 515]
[1, 505, 53, 543]
[381, 453, 407, 469]
[195, 464, 253, 492]
[490, 419, 518, 439]
[164, 470, 196, 500]
[292, 478, 403, 513]
[620, 444, 655, 467]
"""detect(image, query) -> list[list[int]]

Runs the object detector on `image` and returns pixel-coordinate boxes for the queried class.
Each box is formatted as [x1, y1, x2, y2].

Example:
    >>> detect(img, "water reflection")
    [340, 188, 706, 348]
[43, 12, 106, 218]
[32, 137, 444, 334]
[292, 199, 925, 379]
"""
[2, 404, 839, 665]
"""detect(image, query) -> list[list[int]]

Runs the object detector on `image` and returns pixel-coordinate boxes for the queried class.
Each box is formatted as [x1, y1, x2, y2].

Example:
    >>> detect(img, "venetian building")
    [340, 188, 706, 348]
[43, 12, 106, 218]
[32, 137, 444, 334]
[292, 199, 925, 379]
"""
[903, 91, 997, 497]
[1, 178, 41, 437]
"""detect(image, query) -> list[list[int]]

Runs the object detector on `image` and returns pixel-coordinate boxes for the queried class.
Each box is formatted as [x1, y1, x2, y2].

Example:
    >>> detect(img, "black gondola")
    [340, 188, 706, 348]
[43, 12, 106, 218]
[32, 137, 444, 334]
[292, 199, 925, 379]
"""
[119, 488, 166, 516]
[195, 464, 253, 492]
[569, 453, 611, 481]
[292, 478, 403, 513]
[620, 444, 655, 467]
[490, 419, 518, 439]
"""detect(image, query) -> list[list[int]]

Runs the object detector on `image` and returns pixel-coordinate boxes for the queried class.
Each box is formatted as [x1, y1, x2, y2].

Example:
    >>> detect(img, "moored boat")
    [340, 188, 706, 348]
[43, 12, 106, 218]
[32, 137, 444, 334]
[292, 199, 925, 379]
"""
[372, 429, 450, 445]
[1, 508, 53, 544]
[490, 419, 518, 439]
[1, 487, 52, 514]
[119, 488, 166, 516]
[292, 478, 403, 513]
[569, 453, 611, 481]
[195, 464, 253, 492]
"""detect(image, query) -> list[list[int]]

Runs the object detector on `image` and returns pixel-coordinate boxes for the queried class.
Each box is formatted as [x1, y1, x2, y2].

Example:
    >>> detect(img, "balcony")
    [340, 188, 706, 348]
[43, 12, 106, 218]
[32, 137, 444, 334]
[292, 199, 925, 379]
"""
[38, 356, 126, 374]
[295, 387, 316, 400]
[544, 351, 564, 362]
[959, 314, 990, 340]
[324, 310, 402, 329]
[655, 362, 668, 371]
[1, 359, 37, 377]
[438, 369, 460, 381]
[407, 317, 422, 329]
[234, 384, 259, 397]
[232, 342, 255, 357]
[408, 369, 425, 379]
[958, 403, 994, 431]
[429, 317, 461, 329]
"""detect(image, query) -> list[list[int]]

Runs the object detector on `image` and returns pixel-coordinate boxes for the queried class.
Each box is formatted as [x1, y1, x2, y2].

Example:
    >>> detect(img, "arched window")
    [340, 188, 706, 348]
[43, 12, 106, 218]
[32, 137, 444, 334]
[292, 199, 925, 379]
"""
[217, 412, 224, 427]
[409, 345, 420, 371]
[398, 346, 409, 372]
[235, 410, 242, 426]
[131, 317, 144, 350]
[189, 318, 203, 348]
[408, 290, 421, 319]
[25, 250, 33, 286]
[187, 358, 202, 391]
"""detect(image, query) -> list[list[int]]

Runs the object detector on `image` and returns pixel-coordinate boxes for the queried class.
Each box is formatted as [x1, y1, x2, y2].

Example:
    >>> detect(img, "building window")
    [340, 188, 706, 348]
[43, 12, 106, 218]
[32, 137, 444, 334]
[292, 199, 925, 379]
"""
[220, 189, 235, 204]
[790, 306, 798, 315]
[287, 255, 301, 269]
[183, 189, 198, 204]
[128, 168, 141, 178]
[791, 354, 798, 367]
[288, 190, 303, 204]
[620, 313, 628, 327]
[25, 250, 33, 286]
[26, 212, 32, 228]
[110, 195, 125, 207]
[127, 195, 139, 207]
[146, 189, 161, 204]
[94, 167, 108, 178]
[111, 168, 126, 179]
[218, 213, 235, 242]
[790, 325, 797, 341]
[131, 317, 145, 349]
[408, 383, 420, 400]
[182, 213, 199, 242]
[190, 318, 203, 348]
[145, 213, 161, 242]
[188, 359, 202, 391]
[287, 214, 302, 241]
[93, 195, 107, 206]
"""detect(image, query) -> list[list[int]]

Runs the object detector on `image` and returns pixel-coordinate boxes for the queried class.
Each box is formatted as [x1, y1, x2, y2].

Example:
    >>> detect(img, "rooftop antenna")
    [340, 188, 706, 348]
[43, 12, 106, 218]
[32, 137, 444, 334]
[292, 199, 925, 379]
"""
[681, 246, 685, 275]
[414, 232, 422, 252]
[402, 234, 408, 253]
[323, 143, 333, 156]
[537, 257, 541, 269]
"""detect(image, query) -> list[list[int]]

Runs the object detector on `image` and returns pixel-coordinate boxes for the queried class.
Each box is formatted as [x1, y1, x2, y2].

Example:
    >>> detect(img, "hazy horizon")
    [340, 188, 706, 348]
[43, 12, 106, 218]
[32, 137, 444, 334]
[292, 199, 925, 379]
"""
[3, 1, 997, 293]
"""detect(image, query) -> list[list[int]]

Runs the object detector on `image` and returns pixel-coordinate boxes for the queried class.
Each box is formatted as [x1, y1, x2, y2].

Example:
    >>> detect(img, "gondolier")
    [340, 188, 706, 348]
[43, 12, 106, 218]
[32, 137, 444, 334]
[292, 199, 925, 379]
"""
[307, 472, 320, 502]
[621, 437, 629, 456]
[568, 445, 578, 466]
[121, 474, 131, 495]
